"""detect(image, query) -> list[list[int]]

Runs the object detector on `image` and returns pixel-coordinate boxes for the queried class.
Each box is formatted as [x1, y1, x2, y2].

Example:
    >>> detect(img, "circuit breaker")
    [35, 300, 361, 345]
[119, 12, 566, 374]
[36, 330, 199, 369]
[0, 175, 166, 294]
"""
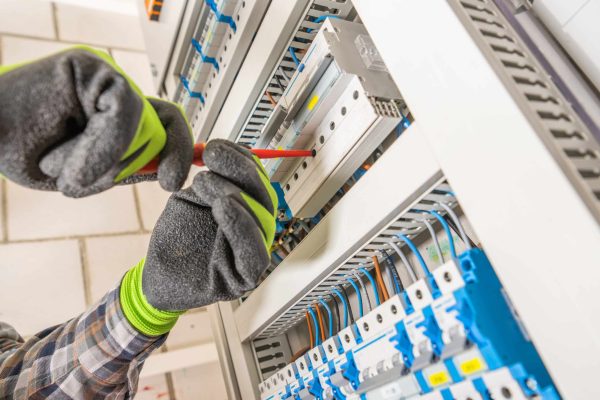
[139, 0, 600, 399]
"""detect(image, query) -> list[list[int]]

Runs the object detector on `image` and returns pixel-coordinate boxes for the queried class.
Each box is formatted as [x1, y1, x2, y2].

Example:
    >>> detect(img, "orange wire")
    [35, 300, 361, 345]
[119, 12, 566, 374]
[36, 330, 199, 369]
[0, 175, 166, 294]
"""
[265, 91, 277, 107]
[315, 304, 326, 341]
[372, 255, 390, 301]
[306, 311, 314, 349]
[291, 347, 311, 362]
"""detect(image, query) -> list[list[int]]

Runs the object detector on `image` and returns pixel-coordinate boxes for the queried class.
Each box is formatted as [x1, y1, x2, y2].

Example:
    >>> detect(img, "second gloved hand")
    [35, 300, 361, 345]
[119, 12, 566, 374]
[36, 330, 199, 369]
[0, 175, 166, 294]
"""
[119, 140, 277, 335]
[0, 46, 193, 197]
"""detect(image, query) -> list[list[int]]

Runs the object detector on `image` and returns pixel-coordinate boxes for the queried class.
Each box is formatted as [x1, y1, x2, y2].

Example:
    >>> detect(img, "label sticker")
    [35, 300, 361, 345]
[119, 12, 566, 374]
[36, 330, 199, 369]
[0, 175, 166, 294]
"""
[460, 357, 484, 375]
[307, 95, 320, 110]
[429, 371, 450, 387]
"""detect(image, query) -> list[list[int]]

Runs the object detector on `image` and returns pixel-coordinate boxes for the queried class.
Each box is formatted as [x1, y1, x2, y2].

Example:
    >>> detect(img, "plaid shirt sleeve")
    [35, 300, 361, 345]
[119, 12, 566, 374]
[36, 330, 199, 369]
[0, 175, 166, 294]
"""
[0, 284, 167, 399]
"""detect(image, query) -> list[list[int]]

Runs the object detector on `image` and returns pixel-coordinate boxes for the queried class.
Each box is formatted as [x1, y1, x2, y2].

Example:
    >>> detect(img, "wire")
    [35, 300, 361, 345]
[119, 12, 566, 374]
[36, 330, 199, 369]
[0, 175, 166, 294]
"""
[204, 0, 237, 31]
[443, 215, 478, 249]
[278, 67, 291, 83]
[428, 210, 457, 259]
[306, 311, 314, 349]
[315, 304, 326, 342]
[331, 288, 349, 328]
[359, 267, 381, 306]
[438, 202, 472, 249]
[398, 234, 431, 277]
[382, 252, 400, 294]
[389, 241, 419, 283]
[273, 73, 286, 93]
[288, 47, 304, 72]
[291, 347, 311, 362]
[191, 38, 220, 71]
[306, 15, 341, 32]
[319, 299, 334, 338]
[307, 307, 321, 345]
[372, 256, 390, 301]
[385, 265, 397, 295]
[381, 250, 403, 294]
[345, 277, 364, 318]
[329, 294, 341, 333]
[265, 91, 277, 107]
[353, 272, 372, 312]
[340, 286, 355, 324]
[421, 217, 444, 264]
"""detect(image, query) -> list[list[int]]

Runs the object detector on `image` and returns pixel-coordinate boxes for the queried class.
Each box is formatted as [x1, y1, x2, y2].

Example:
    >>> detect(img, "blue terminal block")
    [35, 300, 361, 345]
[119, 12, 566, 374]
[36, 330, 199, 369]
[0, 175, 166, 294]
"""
[263, 249, 560, 400]
[452, 248, 558, 396]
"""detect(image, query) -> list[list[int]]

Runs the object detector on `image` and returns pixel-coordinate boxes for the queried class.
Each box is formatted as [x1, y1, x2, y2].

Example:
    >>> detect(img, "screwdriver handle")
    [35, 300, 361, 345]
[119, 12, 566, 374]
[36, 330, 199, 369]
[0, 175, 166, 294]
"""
[136, 143, 315, 175]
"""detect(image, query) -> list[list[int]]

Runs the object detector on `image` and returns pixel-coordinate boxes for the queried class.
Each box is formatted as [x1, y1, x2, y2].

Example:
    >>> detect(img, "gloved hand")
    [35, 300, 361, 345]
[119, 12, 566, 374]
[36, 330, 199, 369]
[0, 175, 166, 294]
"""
[119, 140, 278, 336]
[0, 45, 193, 197]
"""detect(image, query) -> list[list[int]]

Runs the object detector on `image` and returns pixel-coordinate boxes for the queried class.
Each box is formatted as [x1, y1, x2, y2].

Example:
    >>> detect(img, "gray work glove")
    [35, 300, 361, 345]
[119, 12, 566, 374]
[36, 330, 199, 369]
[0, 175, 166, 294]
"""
[119, 140, 278, 336]
[0, 46, 193, 197]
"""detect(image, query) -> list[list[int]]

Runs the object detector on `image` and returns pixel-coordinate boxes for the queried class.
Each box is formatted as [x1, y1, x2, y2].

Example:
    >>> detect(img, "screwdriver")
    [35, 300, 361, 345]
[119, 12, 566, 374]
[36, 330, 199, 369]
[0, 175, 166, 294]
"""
[136, 143, 316, 175]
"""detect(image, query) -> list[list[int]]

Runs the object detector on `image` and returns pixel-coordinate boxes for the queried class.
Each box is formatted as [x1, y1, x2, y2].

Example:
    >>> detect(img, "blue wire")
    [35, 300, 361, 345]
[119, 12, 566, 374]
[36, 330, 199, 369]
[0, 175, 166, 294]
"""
[288, 47, 305, 72]
[331, 288, 349, 328]
[319, 299, 333, 338]
[179, 75, 205, 103]
[205, 0, 237, 31]
[358, 267, 381, 306]
[428, 210, 457, 259]
[398, 234, 431, 277]
[345, 278, 363, 318]
[191, 38, 220, 71]
[307, 307, 320, 345]
[306, 15, 340, 32]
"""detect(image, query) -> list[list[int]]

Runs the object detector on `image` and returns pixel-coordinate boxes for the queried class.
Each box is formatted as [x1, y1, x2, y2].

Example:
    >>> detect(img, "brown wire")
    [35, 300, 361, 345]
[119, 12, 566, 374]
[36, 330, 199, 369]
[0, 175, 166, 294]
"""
[372, 255, 390, 301]
[291, 347, 311, 362]
[265, 91, 277, 107]
[306, 311, 314, 349]
[315, 304, 326, 341]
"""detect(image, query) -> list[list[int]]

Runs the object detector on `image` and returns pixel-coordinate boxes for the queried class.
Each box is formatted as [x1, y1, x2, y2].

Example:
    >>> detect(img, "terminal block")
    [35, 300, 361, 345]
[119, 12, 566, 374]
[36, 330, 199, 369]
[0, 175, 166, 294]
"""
[262, 18, 406, 218]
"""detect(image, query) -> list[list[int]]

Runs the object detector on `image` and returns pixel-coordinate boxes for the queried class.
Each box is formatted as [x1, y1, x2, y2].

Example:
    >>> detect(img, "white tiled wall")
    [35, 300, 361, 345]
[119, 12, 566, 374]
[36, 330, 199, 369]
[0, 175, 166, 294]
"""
[0, 1, 224, 398]
[0, 0, 56, 39]
[7, 183, 140, 240]
[54, 3, 145, 50]
[0, 240, 85, 336]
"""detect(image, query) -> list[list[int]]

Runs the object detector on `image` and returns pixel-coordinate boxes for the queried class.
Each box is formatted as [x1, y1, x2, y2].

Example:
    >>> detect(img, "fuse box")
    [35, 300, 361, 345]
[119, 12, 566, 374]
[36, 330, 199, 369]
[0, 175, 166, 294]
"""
[139, 0, 600, 398]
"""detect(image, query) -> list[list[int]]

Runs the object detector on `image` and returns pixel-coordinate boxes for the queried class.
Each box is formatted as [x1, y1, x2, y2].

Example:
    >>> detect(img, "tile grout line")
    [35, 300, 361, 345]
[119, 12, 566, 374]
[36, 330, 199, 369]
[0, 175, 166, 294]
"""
[132, 185, 146, 232]
[165, 372, 178, 400]
[0, 32, 147, 54]
[51, 2, 60, 41]
[1, 179, 8, 243]
[5, 229, 151, 245]
[78, 238, 93, 307]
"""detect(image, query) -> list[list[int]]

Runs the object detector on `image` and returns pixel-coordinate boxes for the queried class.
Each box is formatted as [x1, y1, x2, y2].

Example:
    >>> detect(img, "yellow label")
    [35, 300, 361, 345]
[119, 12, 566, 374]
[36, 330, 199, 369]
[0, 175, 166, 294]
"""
[428, 371, 450, 387]
[307, 95, 320, 110]
[460, 357, 484, 375]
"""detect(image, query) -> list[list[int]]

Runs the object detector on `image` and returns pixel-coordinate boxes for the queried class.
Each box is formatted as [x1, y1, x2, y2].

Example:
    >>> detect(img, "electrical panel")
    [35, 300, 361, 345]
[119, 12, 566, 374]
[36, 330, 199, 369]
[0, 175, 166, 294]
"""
[139, 0, 600, 399]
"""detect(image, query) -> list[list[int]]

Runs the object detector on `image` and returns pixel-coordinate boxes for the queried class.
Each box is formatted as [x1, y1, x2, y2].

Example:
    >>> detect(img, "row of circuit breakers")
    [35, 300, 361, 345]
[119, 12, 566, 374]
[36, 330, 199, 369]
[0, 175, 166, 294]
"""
[171, 2, 563, 399]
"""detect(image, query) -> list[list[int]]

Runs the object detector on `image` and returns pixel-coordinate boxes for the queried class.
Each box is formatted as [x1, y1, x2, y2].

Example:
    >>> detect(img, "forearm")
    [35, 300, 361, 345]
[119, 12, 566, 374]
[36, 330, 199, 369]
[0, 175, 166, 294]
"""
[0, 285, 166, 399]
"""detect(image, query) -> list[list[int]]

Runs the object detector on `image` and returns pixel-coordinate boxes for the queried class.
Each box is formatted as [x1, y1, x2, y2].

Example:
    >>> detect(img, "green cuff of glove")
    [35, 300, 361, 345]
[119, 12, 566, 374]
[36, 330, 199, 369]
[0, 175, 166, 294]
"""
[120, 259, 184, 336]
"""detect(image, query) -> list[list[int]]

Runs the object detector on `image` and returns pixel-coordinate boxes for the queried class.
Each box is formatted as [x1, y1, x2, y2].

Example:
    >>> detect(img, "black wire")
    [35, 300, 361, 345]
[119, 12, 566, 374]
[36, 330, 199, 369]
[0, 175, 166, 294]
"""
[443, 214, 478, 248]
[273, 73, 286, 93]
[339, 285, 355, 324]
[383, 250, 404, 292]
[354, 273, 372, 312]
[329, 294, 341, 334]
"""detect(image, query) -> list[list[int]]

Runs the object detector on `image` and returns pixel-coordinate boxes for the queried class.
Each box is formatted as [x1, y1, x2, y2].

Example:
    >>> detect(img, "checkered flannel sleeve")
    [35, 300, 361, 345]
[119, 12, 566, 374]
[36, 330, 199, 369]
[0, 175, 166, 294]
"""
[0, 284, 167, 399]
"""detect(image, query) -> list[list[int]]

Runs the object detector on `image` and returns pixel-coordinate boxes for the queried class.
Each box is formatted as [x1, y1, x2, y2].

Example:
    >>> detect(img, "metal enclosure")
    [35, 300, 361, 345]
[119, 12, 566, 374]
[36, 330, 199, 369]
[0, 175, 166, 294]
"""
[139, 0, 600, 398]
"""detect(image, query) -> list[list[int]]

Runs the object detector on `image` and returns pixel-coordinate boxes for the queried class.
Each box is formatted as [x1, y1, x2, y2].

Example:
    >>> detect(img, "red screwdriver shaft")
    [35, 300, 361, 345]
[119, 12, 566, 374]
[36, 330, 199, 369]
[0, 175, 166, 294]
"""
[137, 143, 315, 175]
